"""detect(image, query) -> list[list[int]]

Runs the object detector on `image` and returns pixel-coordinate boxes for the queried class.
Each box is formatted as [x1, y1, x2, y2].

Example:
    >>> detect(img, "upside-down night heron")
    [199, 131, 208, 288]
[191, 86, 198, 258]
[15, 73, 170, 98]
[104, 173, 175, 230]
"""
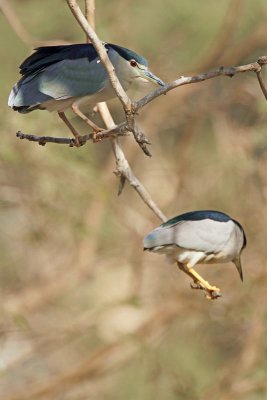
[143, 210, 247, 299]
[8, 43, 164, 145]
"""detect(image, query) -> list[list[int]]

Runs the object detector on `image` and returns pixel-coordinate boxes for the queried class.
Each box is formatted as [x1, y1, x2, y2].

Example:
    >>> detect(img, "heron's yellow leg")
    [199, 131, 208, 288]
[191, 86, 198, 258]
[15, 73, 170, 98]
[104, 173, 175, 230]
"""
[71, 103, 104, 141]
[58, 111, 82, 146]
[177, 262, 221, 300]
[188, 268, 220, 292]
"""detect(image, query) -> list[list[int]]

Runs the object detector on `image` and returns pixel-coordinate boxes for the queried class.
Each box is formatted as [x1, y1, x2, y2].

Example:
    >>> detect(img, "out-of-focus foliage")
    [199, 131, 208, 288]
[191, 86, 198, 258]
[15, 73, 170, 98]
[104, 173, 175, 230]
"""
[1, 1, 267, 399]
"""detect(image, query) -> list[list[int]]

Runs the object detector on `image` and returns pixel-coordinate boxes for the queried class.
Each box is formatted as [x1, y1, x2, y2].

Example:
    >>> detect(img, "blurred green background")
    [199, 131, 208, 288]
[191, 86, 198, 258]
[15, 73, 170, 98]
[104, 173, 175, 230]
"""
[1, 0, 267, 399]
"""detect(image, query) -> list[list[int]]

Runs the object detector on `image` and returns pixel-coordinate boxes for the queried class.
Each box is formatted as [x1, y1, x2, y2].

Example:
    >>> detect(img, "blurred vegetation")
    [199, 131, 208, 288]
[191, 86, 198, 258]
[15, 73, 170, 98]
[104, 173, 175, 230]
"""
[1, 0, 267, 399]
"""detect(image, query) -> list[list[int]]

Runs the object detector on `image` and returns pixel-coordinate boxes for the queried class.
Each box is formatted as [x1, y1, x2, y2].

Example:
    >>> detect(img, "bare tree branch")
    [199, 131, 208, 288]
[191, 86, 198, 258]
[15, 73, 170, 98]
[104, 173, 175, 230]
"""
[17, 57, 267, 150]
[16, 125, 129, 146]
[66, 0, 151, 154]
[98, 102, 167, 221]
[256, 56, 267, 100]
[5, 0, 267, 155]
[67, 0, 131, 110]
[85, 0, 95, 31]
[6, 1, 267, 224]
[80, 0, 163, 218]
[58, 0, 163, 219]
[134, 59, 267, 111]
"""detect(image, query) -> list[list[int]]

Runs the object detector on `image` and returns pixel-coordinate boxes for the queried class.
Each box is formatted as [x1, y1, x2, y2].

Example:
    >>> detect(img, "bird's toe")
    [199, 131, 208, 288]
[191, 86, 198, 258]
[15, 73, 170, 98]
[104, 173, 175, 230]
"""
[190, 279, 221, 300]
[69, 136, 84, 147]
[92, 128, 105, 143]
[205, 289, 222, 300]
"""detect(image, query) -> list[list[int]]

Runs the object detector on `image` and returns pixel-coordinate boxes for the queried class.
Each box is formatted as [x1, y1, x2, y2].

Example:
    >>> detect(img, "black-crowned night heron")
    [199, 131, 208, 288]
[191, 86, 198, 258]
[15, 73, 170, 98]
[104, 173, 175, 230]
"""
[8, 43, 164, 145]
[143, 210, 247, 299]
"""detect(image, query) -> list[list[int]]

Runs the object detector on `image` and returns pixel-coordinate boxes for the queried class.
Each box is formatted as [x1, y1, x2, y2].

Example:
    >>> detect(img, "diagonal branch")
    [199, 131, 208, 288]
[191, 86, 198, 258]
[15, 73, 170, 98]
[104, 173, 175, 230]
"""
[134, 59, 267, 111]
[97, 102, 167, 222]
[66, 0, 150, 155]
[85, 0, 95, 32]
[9, 1, 267, 221]
[67, 0, 131, 110]
[82, 0, 165, 221]
[256, 56, 267, 100]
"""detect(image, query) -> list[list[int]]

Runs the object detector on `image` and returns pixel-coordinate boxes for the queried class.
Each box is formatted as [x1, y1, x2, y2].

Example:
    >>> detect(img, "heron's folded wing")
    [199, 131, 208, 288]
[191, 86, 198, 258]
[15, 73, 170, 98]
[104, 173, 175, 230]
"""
[144, 219, 234, 253]
[39, 58, 108, 99]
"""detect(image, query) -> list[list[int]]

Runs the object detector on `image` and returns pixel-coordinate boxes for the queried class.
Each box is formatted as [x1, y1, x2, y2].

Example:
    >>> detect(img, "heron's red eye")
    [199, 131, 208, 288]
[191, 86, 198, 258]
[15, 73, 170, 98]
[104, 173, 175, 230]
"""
[130, 59, 137, 67]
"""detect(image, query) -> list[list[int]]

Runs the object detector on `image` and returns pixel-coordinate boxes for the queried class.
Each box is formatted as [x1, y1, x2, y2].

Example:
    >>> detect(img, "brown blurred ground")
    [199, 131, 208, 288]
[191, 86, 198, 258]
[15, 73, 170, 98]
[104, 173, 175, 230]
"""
[1, 0, 267, 399]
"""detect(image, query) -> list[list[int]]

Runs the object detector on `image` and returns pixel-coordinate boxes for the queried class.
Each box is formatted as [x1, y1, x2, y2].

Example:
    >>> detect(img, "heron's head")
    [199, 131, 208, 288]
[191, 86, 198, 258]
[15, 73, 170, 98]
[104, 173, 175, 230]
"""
[109, 43, 165, 87]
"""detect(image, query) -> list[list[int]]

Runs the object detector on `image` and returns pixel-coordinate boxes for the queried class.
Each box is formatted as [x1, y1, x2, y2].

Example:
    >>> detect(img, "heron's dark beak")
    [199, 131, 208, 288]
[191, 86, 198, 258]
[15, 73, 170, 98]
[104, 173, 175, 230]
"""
[234, 257, 243, 282]
[142, 69, 165, 86]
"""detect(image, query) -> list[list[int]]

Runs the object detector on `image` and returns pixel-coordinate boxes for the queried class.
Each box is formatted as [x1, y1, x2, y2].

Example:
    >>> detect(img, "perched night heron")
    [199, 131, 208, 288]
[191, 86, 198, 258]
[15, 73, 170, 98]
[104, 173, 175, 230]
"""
[8, 43, 164, 145]
[143, 210, 247, 299]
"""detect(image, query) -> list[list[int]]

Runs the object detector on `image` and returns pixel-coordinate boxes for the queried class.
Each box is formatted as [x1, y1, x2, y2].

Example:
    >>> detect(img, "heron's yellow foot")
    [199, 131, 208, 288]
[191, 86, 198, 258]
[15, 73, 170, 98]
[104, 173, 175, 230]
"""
[72, 134, 88, 147]
[205, 289, 221, 300]
[92, 127, 104, 143]
[177, 262, 222, 300]
[190, 281, 221, 299]
[69, 133, 82, 147]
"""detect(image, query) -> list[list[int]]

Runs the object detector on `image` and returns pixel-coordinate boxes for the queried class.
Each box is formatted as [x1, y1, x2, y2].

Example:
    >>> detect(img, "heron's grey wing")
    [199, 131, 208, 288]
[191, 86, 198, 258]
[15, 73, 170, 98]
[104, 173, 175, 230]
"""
[39, 57, 110, 99]
[9, 56, 111, 107]
[8, 73, 53, 108]
[144, 219, 234, 253]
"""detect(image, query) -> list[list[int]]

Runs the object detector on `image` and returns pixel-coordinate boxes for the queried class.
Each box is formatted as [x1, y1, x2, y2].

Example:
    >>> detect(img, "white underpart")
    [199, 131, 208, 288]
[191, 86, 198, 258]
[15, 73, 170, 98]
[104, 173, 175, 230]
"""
[145, 219, 244, 267]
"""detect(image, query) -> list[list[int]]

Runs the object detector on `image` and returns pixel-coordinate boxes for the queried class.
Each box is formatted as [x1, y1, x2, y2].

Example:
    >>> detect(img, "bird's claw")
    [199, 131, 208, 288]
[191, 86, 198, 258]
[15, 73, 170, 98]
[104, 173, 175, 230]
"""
[190, 281, 221, 300]
[205, 289, 222, 300]
[92, 128, 104, 143]
[69, 136, 86, 147]
[69, 138, 80, 147]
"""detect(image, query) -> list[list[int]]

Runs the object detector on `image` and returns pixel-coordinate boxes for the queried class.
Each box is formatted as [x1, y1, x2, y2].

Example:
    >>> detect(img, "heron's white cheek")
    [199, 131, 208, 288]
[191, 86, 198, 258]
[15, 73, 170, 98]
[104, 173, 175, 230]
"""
[136, 76, 150, 85]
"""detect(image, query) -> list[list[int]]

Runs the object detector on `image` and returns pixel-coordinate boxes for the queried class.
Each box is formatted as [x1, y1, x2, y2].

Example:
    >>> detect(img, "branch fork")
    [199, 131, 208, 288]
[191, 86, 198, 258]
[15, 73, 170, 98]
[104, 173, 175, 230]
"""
[11, 0, 267, 226]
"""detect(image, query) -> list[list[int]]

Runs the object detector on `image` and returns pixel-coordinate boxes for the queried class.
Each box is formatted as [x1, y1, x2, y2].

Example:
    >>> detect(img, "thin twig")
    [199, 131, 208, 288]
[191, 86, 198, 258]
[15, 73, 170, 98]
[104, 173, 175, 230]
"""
[134, 60, 266, 111]
[98, 102, 166, 221]
[85, 0, 95, 31]
[256, 56, 267, 100]
[256, 71, 267, 100]
[16, 125, 129, 146]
